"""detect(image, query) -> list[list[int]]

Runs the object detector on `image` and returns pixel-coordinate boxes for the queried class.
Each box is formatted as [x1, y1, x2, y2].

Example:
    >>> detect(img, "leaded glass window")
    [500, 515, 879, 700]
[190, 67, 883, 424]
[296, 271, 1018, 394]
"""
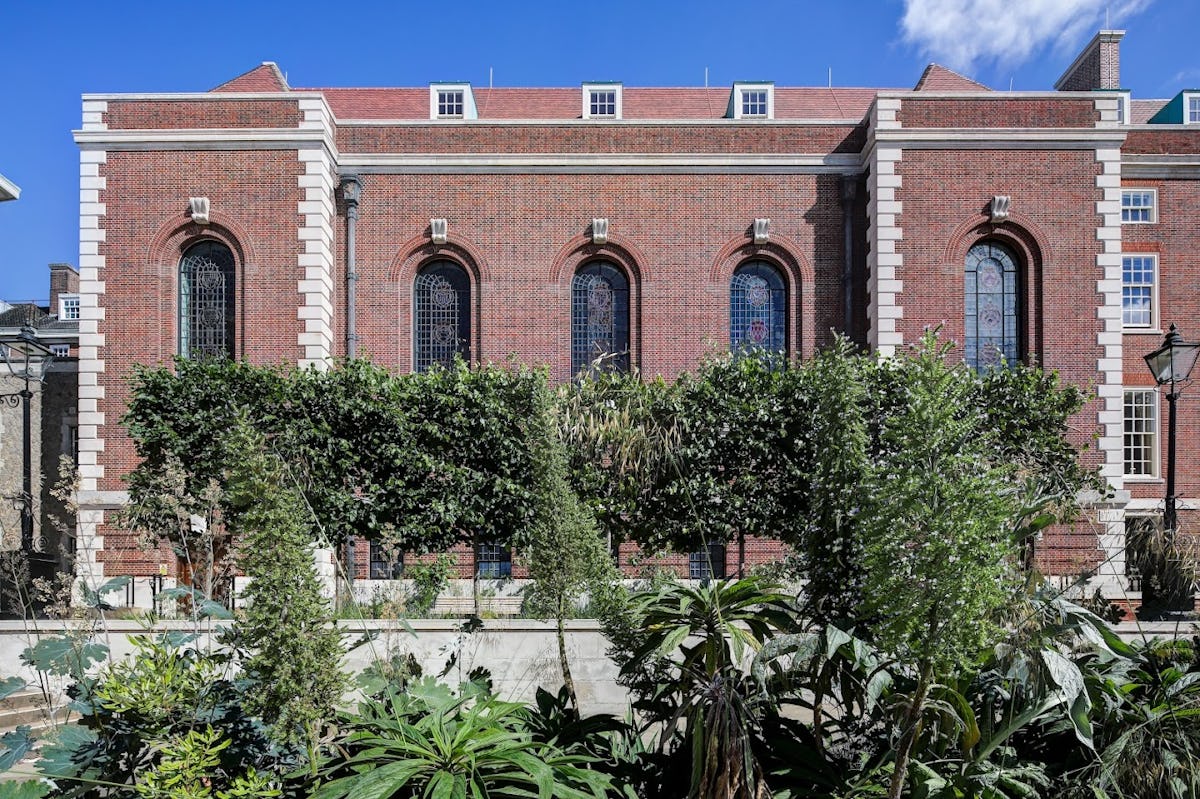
[369, 541, 403, 580]
[414, 260, 471, 372]
[572, 262, 630, 376]
[476, 540, 512, 578]
[731, 261, 787, 355]
[689, 542, 727, 581]
[179, 241, 236, 359]
[964, 242, 1020, 369]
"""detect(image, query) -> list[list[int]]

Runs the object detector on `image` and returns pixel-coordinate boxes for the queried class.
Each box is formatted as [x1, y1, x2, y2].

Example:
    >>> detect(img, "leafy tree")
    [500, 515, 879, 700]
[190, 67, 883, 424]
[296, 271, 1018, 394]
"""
[223, 417, 345, 772]
[519, 380, 620, 712]
[856, 338, 1025, 799]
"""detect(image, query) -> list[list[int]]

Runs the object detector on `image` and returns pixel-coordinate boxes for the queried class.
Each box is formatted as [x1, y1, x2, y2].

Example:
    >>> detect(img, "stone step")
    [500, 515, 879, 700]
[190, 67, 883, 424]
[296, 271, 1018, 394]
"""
[0, 691, 60, 738]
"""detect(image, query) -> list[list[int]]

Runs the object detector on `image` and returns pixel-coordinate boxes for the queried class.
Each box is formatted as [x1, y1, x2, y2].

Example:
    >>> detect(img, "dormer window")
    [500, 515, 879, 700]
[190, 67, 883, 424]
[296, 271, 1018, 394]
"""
[59, 294, 80, 321]
[582, 82, 622, 119]
[1189, 93, 1200, 124]
[429, 83, 477, 120]
[728, 82, 774, 120]
[438, 89, 463, 117]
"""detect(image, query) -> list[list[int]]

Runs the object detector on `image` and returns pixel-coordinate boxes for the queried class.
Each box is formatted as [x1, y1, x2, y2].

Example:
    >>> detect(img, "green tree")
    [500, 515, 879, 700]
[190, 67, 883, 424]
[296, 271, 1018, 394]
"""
[857, 339, 1024, 799]
[520, 381, 620, 712]
[224, 417, 345, 772]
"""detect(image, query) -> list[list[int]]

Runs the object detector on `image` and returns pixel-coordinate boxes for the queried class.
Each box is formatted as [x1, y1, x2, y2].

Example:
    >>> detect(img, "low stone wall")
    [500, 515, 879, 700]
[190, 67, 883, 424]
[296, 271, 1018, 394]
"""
[0, 618, 631, 717]
[1, 618, 1195, 721]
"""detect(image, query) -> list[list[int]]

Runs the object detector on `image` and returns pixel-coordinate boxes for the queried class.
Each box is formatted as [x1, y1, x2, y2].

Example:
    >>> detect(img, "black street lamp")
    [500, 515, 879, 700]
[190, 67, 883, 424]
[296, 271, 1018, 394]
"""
[1, 325, 55, 553]
[1143, 324, 1200, 613]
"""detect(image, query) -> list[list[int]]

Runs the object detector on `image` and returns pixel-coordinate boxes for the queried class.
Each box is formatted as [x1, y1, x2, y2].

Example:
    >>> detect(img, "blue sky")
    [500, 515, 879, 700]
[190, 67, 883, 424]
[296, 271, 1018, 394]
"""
[1, 0, 1197, 303]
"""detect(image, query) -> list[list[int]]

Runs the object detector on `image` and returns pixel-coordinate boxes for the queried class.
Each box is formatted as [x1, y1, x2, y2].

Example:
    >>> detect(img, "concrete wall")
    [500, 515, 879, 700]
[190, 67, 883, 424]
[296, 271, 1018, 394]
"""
[0, 618, 631, 717]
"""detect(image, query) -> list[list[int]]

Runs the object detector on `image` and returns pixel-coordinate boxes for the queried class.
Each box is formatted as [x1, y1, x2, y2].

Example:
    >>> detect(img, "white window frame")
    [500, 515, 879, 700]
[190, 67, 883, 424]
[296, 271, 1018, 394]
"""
[1121, 253, 1158, 330]
[429, 83, 477, 120]
[1187, 92, 1200, 124]
[1114, 91, 1131, 125]
[1120, 188, 1157, 224]
[582, 82, 622, 119]
[49, 343, 70, 357]
[728, 82, 774, 120]
[58, 293, 80, 320]
[1123, 388, 1159, 478]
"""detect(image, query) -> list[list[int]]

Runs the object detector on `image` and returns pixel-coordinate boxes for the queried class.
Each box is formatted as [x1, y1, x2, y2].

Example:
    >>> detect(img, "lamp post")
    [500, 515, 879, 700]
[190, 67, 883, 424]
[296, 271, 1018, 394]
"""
[1143, 324, 1200, 612]
[1, 325, 55, 553]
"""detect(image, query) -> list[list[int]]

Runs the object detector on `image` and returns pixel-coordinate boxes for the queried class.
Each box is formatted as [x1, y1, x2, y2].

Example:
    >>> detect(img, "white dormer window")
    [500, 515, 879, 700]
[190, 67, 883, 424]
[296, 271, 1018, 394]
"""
[1114, 91, 1131, 124]
[439, 90, 463, 117]
[59, 294, 80, 320]
[1188, 93, 1200, 124]
[728, 82, 774, 120]
[582, 82, 622, 119]
[429, 83, 477, 120]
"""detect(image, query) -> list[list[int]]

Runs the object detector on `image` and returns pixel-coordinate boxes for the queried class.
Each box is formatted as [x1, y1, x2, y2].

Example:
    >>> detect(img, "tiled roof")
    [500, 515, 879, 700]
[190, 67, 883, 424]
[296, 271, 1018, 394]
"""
[311, 85, 892, 121]
[913, 64, 991, 92]
[213, 62, 290, 93]
[1131, 98, 1169, 124]
[0, 303, 46, 328]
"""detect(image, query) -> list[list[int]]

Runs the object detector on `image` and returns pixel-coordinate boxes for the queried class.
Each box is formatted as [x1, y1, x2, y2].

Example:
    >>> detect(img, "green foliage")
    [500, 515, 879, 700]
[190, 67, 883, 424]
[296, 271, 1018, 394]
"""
[404, 553, 456, 617]
[30, 634, 286, 798]
[313, 677, 616, 799]
[223, 417, 345, 758]
[132, 726, 280, 799]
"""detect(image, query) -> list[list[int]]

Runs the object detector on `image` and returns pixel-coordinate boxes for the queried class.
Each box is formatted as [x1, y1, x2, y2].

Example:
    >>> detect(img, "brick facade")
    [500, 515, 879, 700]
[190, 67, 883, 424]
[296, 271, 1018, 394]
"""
[70, 35, 1200, 603]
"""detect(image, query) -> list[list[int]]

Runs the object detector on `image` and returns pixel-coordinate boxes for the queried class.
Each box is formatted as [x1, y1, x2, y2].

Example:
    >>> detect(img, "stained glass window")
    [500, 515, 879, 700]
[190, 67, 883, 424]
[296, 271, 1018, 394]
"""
[964, 242, 1020, 369]
[179, 240, 235, 359]
[572, 262, 630, 376]
[414, 260, 471, 372]
[731, 261, 787, 356]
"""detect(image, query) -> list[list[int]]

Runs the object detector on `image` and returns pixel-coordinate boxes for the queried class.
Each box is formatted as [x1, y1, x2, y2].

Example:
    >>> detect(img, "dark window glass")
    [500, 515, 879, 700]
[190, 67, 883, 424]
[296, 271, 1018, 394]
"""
[572, 262, 630, 376]
[730, 260, 787, 356]
[964, 242, 1020, 369]
[689, 542, 727, 580]
[476, 540, 512, 578]
[414, 260, 471, 372]
[369, 541, 403, 580]
[179, 241, 236, 358]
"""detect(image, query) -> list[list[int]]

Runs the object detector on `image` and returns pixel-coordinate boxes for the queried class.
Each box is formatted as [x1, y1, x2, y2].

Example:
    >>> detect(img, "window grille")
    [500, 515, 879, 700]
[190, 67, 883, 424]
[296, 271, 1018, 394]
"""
[1124, 389, 1157, 476]
[742, 90, 768, 117]
[369, 541, 403, 580]
[414, 261, 470, 372]
[1189, 95, 1200, 123]
[50, 344, 70, 358]
[590, 90, 616, 116]
[476, 540, 511, 578]
[730, 261, 786, 356]
[438, 90, 464, 117]
[571, 262, 630, 376]
[689, 543, 726, 580]
[964, 241, 1020, 369]
[1121, 190, 1156, 223]
[59, 295, 80, 321]
[179, 240, 236, 359]
[1122, 255, 1156, 328]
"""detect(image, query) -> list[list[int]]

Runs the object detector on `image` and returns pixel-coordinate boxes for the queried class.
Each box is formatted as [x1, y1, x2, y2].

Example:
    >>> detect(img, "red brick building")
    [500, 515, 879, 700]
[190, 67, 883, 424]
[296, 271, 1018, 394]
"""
[69, 30, 1200, 606]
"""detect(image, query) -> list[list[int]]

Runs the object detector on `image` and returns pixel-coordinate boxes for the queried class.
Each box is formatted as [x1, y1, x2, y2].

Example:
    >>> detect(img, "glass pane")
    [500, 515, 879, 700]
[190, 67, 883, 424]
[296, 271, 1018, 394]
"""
[415, 261, 470, 371]
[180, 241, 236, 359]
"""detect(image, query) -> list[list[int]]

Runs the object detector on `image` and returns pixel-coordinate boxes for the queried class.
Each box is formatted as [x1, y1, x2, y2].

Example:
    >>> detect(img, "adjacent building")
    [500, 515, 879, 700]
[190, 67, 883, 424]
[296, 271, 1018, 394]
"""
[67, 31, 1200, 609]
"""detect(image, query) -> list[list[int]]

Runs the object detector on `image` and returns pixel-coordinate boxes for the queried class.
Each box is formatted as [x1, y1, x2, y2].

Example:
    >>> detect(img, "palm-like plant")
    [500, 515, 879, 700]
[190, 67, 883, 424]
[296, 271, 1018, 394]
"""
[620, 577, 796, 799]
[313, 679, 614, 799]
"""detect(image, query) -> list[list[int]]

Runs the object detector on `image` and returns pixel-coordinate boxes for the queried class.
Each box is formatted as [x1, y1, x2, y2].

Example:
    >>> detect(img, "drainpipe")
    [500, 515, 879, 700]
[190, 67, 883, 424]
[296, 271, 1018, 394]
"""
[339, 175, 361, 599]
[839, 175, 857, 341]
[341, 176, 362, 359]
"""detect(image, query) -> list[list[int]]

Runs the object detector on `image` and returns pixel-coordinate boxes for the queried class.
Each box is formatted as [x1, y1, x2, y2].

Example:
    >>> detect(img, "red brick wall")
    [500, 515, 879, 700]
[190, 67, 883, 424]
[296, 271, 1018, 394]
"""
[105, 99, 302, 130]
[896, 98, 1099, 128]
[97, 148, 305, 498]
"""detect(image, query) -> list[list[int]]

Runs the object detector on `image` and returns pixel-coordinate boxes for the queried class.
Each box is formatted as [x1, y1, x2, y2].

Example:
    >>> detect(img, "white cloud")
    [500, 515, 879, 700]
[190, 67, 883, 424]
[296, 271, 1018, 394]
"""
[900, 0, 1152, 74]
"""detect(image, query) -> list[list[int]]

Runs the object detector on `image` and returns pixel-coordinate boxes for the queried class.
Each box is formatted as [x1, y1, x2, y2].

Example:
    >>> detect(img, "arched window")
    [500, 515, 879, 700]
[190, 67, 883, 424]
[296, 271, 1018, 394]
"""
[572, 261, 630, 375]
[179, 240, 236, 359]
[414, 260, 471, 372]
[730, 260, 787, 355]
[964, 241, 1021, 369]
